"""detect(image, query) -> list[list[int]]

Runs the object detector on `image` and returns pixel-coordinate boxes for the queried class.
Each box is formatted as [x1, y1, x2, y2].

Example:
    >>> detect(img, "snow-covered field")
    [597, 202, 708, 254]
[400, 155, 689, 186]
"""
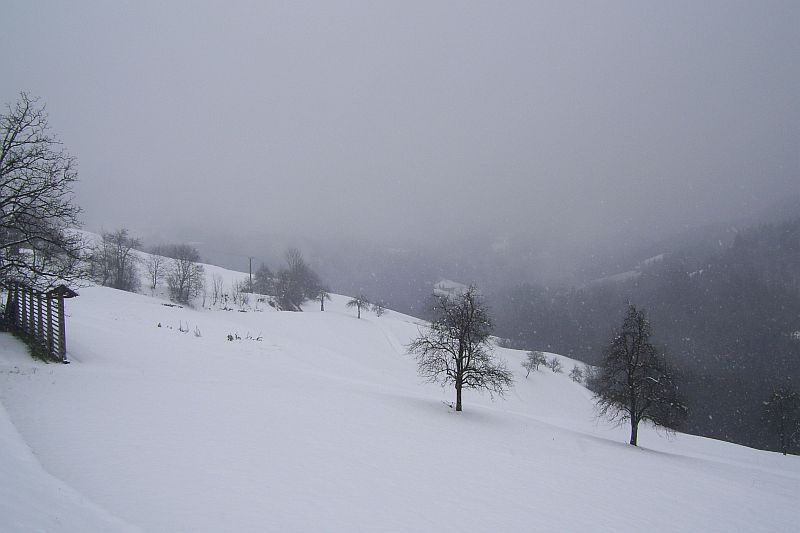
[1, 258, 798, 531]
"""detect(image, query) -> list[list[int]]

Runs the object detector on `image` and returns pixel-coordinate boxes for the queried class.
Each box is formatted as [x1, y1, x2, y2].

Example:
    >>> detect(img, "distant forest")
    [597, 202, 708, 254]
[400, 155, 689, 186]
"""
[490, 217, 800, 452]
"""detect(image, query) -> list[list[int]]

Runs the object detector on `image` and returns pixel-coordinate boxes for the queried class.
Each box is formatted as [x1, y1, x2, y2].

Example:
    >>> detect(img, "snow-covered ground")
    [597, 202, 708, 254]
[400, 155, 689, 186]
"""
[1, 258, 798, 531]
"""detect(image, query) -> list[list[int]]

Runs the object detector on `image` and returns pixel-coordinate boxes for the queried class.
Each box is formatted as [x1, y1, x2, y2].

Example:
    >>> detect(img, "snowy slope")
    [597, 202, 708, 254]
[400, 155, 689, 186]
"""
[1, 257, 799, 531]
[0, 335, 139, 532]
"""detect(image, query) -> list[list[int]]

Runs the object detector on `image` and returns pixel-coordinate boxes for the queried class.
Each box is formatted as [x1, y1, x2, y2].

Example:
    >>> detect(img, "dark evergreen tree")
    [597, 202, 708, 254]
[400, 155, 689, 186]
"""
[763, 386, 800, 455]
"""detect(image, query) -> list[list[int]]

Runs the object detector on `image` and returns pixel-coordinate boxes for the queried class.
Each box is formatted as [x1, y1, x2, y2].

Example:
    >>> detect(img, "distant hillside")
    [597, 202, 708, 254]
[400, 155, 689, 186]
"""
[574, 194, 800, 283]
[491, 216, 800, 452]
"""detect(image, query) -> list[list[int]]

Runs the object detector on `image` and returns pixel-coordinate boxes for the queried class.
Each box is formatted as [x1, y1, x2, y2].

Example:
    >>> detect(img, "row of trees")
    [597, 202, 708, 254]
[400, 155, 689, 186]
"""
[255, 255, 387, 317]
[0, 93, 208, 308]
[88, 232, 392, 318]
[251, 248, 323, 311]
[87, 229, 204, 304]
[82, 227, 342, 312]
[86, 230, 334, 311]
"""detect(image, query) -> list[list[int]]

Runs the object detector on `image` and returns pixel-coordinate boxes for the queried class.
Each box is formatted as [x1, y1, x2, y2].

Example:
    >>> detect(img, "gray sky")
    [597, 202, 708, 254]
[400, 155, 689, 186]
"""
[2, 1, 798, 252]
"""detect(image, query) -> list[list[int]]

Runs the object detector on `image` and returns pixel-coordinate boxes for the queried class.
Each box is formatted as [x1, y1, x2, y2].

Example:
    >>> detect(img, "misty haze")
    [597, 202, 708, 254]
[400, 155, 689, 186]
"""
[1, 1, 798, 531]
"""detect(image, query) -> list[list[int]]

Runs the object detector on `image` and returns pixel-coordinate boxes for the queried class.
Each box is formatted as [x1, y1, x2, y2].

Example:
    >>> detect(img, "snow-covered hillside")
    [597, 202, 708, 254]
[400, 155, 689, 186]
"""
[1, 256, 798, 531]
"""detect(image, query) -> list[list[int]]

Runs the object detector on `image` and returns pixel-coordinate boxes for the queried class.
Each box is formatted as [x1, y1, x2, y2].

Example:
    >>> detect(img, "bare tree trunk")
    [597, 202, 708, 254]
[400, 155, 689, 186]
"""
[455, 378, 463, 412]
[629, 388, 638, 446]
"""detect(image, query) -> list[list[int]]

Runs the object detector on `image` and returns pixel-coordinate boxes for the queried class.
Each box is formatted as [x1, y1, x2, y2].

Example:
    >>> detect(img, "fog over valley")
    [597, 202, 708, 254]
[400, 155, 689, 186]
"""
[2, 1, 797, 272]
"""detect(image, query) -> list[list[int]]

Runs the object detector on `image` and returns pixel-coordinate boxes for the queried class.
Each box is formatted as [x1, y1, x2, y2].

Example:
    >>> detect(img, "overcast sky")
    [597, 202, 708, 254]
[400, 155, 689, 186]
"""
[2, 1, 798, 251]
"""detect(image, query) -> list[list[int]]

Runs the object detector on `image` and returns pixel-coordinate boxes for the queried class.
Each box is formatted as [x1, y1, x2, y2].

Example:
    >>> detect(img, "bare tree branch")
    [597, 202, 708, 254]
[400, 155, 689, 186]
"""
[1, 93, 84, 290]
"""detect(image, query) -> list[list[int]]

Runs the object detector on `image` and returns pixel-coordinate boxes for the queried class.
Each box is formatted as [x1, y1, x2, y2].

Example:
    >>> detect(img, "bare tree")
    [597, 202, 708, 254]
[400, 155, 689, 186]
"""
[89, 228, 141, 292]
[522, 350, 547, 377]
[0, 93, 84, 289]
[252, 263, 274, 296]
[165, 244, 204, 304]
[145, 245, 167, 293]
[590, 304, 687, 446]
[211, 274, 224, 306]
[372, 300, 387, 317]
[275, 269, 301, 311]
[408, 285, 513, 412]
[276, 247, 321, 311]
[231, 279, 250, 309]
[547, 356, 563, 373]
[285, 247, 304, 273]
[318, 287, 331, 311]
[346, 294, 370, 319]
[569, 365, 585, 383]
[763, 386, 800, 455]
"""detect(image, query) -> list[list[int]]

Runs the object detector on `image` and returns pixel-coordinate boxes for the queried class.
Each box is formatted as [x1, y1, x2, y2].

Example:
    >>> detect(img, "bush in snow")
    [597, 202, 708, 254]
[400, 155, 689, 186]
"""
[569, 365, 584, 383]
[547, 356, 562, 373]
[372, 300, 387, 317]
[275, 248, 321, 311]
[251, 263, 275, 296]
[165, 244, 205, 305]
[522, 350, 547, 378]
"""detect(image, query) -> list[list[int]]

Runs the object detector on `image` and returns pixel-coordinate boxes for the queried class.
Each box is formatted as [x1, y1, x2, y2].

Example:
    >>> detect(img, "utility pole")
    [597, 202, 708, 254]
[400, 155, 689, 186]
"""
[249, 256, 253, 292]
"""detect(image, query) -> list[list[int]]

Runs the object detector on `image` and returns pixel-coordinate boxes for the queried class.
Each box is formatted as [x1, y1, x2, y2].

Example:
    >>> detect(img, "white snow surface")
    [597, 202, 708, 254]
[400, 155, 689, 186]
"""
[1, 258, 799, 531]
